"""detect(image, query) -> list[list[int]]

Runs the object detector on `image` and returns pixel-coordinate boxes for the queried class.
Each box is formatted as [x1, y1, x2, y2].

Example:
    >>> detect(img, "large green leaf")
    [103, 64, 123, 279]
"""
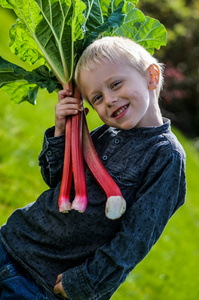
[1, 0, 86, 86]
[112, 2, 167, 54]
[82, 0, 104, 35]
[0, 57, 25, 86]
[74, 0, 104, 62]
[133, 16, 167, 53]
[9, 20, 46, 66]
[80, 0, 124, 35]
[1, 82, 39, 104]
[82, 1, 125, 51]
[0, 0, 13, 8]
[99, 0, 137, 18]
[74, 0, 125, 59]
[0, 57, 61, 103]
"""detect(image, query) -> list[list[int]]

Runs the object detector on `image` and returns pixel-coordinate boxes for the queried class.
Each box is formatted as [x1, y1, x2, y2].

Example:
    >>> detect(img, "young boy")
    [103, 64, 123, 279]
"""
[0, 37, 186, 300]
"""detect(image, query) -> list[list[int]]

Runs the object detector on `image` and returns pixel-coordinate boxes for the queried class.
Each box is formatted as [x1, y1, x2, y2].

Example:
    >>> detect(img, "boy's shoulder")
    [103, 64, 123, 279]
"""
[163, 129, 185, 158]
[140, 118, 185, 159]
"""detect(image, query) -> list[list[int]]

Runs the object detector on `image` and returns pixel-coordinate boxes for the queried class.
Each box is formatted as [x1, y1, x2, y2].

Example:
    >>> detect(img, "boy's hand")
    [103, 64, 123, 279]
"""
[54, 273, 69, 298]
[54, 88, 83, 137]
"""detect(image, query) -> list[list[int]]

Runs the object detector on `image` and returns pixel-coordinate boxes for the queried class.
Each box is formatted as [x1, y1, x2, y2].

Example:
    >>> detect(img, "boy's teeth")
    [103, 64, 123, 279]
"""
[114, 105, 128, 117]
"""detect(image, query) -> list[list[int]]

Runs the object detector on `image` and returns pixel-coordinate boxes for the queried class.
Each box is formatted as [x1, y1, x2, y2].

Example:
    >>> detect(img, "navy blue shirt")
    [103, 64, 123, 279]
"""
[0, 118, 186, 299]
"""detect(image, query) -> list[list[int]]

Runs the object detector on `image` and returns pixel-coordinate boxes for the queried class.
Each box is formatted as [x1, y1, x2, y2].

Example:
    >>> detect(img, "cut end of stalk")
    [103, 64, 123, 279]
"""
[71, 196, 88, 213]
[105, 196, 126, 220]
[59, 197, 72, 213]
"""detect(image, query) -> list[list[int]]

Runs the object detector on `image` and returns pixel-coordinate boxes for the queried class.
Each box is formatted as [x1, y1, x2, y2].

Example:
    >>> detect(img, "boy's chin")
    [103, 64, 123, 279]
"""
[113, 122, 137, 130]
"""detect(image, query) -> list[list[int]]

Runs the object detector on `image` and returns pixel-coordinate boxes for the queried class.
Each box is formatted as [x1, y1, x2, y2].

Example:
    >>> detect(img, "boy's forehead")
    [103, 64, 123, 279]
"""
[79, 60, 138, 82]
[79, 62, 119, 87]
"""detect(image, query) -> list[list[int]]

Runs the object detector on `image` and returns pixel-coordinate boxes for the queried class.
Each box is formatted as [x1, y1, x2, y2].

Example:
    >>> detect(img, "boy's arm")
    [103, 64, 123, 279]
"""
[60, 150, 186, 300]
[39, 88, 84, 187]
[38, 127, 65, 187]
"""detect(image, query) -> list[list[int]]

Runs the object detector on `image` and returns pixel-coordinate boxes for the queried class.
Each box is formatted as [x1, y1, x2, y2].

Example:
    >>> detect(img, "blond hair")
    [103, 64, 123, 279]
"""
[75, 36, 164, 98]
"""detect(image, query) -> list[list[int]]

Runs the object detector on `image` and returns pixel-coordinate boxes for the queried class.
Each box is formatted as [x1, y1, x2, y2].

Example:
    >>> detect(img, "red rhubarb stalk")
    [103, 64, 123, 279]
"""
[71, 86, 87, 212]
[58, 82, 73, 212]
[82, 111, 126, 220]
[58, 115, 72, 212]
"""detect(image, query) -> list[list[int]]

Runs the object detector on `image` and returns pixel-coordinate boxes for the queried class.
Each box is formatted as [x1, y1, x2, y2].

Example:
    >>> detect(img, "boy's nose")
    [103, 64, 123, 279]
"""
[104, 93, 118, 106]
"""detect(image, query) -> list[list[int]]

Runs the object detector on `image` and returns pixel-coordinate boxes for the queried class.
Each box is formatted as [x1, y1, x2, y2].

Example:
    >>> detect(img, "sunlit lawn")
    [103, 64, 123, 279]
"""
[0, 6, 199, 300]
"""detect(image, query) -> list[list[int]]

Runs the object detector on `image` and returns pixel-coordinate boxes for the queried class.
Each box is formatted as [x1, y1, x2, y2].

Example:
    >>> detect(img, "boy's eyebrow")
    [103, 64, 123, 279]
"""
[86, 86, 103, 101]
[104, 75, 121, 84]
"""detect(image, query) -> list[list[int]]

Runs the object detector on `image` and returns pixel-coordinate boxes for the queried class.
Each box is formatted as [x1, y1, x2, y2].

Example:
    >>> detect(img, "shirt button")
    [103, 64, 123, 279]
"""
[114, 138, 120, 144]
[102, 155, 108, 161]
[46, 150, 52, 156]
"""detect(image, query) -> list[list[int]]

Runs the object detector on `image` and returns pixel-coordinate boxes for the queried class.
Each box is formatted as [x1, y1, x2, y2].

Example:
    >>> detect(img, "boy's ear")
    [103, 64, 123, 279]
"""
[147, 64, 160, 90]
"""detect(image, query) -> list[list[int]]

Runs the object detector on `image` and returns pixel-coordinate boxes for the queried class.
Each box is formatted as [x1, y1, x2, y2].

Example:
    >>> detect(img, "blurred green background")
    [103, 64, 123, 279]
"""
[0, 1, 199, 299]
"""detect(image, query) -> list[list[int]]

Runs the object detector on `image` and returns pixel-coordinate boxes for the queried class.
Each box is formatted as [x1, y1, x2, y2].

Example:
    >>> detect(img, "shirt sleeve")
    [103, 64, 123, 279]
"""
[38, 127, 65, 187]
[38, 125, 105, 188]
[61, 150, 186, 300]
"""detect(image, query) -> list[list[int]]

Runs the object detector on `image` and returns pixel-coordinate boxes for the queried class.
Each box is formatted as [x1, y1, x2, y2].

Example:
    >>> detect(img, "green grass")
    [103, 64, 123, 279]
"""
[1, 6, 199, 299]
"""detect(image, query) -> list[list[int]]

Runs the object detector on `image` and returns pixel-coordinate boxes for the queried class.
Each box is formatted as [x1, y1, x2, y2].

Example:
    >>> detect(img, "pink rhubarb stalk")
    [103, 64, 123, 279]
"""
[82, 111, 126, 220]
[58, 115, 72, 212]
[71, 86, 87, 212]
[58, 82, 73, 212]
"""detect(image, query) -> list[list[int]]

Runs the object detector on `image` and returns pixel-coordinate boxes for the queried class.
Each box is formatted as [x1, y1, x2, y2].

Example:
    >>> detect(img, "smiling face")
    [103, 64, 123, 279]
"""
[79, 60, 162, 130]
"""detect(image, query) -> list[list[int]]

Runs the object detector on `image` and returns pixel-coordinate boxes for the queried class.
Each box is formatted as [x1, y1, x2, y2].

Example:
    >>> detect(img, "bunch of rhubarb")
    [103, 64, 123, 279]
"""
[58, 83, 127, 219]
[0, 0, 167, 219]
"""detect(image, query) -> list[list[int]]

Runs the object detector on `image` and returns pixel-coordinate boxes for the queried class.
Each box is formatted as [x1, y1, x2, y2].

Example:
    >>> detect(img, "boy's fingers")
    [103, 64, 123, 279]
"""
[53, 282, 61, 294]
[58, 89, 72, 101]
[55, 274, 62, 284]
[58, 97, 82, 107]
[54, 274, 69, 298]
[55, 102, 84, 115]
[54, 274, 62, 293]
[54, 283, 68, 298]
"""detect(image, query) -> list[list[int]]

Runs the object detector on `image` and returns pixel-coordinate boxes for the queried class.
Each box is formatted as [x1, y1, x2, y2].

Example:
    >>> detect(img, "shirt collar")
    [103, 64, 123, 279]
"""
[109, 118, 171, 138]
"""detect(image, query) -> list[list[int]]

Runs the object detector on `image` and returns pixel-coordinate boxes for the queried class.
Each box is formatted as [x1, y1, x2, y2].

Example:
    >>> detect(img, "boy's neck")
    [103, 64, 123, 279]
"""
[136, 104, 163, 128]
[144, 94, 163, 127]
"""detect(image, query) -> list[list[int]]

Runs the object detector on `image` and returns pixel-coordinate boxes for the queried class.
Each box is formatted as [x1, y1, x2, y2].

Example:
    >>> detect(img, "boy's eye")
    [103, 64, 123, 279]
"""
[111, 81, 122, 89]
[93, 94, 103, 103]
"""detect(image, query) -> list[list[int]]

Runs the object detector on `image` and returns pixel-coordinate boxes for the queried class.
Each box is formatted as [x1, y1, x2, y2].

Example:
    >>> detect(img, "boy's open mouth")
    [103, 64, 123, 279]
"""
[112, 104, 129, 118]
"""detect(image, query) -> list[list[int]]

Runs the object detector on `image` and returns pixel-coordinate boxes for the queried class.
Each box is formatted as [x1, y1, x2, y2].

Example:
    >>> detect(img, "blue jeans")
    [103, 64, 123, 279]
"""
[0, 242, 63, 300]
